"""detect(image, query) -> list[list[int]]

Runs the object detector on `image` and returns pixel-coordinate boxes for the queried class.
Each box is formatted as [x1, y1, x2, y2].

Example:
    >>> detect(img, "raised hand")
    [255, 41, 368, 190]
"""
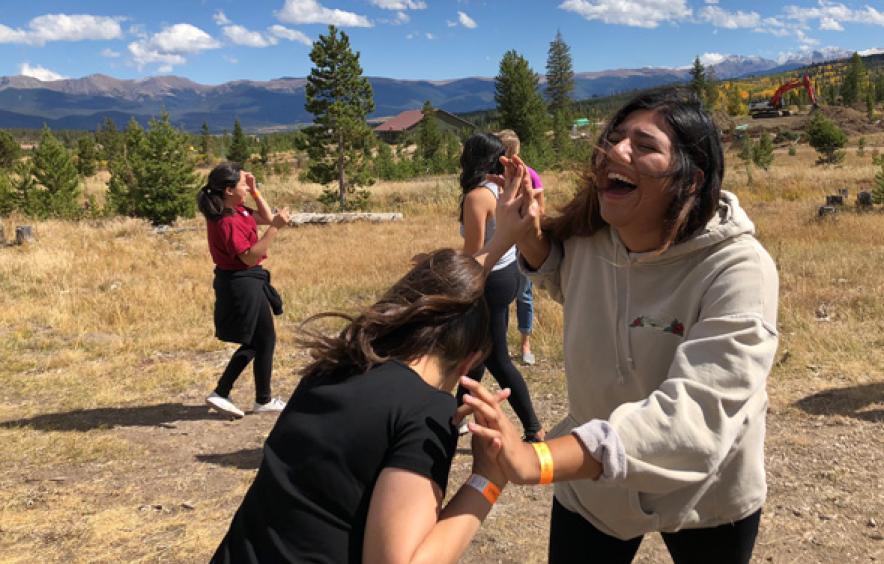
[486, 156, 542, 247]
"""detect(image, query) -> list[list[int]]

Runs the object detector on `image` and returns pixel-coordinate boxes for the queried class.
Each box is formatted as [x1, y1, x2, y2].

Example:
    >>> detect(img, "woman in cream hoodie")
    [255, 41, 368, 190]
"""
[463, 89, 778, 563]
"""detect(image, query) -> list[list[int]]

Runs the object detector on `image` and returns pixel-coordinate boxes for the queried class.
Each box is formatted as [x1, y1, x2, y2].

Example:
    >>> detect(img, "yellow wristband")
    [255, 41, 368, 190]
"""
[532, 442, 554, 485]
[466, 474, 501, 505]
[252, 190, 261, 199]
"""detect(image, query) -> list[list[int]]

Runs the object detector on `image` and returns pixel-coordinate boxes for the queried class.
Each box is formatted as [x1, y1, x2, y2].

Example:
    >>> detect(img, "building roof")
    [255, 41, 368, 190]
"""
[374, 110, 424, 132]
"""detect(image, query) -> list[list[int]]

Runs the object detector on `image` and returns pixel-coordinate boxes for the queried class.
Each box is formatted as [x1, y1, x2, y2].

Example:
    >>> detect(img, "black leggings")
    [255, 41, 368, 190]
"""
[548, 497, 761, 564]
[215, 300, 275, 404]
[458, 261, 541, 436]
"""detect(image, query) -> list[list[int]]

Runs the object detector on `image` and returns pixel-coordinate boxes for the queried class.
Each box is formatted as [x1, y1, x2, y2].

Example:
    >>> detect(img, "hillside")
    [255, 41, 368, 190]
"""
[0, 48, 876, 132]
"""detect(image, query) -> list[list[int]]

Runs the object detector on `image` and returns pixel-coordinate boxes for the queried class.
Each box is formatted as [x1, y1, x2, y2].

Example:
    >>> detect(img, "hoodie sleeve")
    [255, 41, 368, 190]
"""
[601, 241, 779, 494]
[519, 237, 565, 304]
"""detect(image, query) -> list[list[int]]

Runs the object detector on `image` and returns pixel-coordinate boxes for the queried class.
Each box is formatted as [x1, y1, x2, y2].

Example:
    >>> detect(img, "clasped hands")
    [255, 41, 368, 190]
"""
[486, 155, 544, 246]
[453, 376, 544, 486]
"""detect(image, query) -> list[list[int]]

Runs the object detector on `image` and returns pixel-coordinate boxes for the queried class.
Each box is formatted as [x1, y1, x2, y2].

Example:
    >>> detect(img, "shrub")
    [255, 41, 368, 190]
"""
[805, 112, 847, 165]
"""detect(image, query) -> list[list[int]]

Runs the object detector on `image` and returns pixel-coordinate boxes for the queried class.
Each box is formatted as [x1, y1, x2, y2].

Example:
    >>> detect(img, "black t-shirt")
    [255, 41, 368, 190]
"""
[212, 361, 458, 563]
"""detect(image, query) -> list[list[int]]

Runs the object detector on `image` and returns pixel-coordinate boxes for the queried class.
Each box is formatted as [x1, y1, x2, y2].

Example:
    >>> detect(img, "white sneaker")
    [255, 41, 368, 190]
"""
[252, 397, 286, 413]
[206, 392, 245, 418]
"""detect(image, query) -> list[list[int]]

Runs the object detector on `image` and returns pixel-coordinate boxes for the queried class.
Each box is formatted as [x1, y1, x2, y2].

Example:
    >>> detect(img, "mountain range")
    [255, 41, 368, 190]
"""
[0, 47, 877, 132]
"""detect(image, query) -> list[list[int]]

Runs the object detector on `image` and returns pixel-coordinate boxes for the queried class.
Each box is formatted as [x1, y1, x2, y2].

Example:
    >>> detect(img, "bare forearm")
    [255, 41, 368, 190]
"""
[241, 226, 279, 265]
[511, 435, 602, 485]
[409, 485, 496, 564]
[253, 193, 274, 224]
[516, 233, 551, 271]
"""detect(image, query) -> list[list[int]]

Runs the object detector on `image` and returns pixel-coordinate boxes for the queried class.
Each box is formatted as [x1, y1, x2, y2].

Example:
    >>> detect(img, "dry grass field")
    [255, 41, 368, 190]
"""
[1, 138, 883, 563]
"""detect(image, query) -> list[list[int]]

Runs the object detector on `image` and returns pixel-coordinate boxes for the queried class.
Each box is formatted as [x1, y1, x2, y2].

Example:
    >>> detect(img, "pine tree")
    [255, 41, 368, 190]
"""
[96, 116, 123, 163]
[200, 121, 212, 163]
[127, 113, 199, 225]
[841, 52, 867, 107]
[873, 159, 884, 204]
[545, 31, 574, 118]
[753, 133, 774, 171]
[0, 168, 14, 216]
[303, 25, 376, 210]
[495, 50, 549, 149]
[0, 130, 20, 169]
[227, 119, 251, 164]
[107, 118, 147, 216]
[31, 126, 80, 218]
[806, 111, 847, 165]
[417, 101, 443, 164]
[737, 135, 755, 184]
[259, 137, 270, 165]
[546, 31, 574, 164]
[76, 136, 98, 177]
[690, 57, 707, 104]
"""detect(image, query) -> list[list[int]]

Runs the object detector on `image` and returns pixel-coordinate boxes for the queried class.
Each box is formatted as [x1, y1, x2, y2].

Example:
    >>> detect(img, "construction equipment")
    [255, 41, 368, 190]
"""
[749, 74, 818, 118]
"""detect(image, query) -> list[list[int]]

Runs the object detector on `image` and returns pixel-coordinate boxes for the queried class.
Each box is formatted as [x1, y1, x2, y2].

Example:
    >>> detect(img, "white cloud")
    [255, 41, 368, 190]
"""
[0, 14, 123, 45]
[559, 0, 691, 28]
[371, 0, 426, 9]
[699, 52, 726, 66]
[425, 32, 434, 39]
[19, 62, 67, 81]
[458, 10, 477, 28]
[795, 29, 819, 47]
[213, 10, 232, 26]
[783, 2, 884, 31]
[223, 24, 278, 47]
[100, 48, 121, 58]
[819, 17, 843, 31]
[276, 0, 372, 27]
[269, 25, 312, 45]
[446, 20, 457, 27]
[704, 0, 718, 3]
[699, 6, 760, 28]
[128, 23, 219, 70]
[754, 17, 793, 37]
[150, 23, 220, 53]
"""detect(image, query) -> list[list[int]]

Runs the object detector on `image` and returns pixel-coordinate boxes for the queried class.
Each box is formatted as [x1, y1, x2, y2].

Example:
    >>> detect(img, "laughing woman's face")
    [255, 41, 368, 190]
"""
[597, 109, 677, 251]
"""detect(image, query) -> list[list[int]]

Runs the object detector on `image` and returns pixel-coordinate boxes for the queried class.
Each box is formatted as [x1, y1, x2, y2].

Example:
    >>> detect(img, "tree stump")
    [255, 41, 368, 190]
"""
[15, 225, 34, 245]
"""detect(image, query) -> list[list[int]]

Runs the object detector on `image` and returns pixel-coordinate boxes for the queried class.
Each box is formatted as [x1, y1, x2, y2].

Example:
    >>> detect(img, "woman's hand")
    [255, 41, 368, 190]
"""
[486, 155, 542, 247]
[271, 207, 290, 229]
[460, 377, 541, 485]
[244, 172, 259, 196]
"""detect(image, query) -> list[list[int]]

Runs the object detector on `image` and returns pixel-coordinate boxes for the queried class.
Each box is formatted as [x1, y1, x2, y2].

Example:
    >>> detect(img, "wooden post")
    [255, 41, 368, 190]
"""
[15, 225, 34, 245]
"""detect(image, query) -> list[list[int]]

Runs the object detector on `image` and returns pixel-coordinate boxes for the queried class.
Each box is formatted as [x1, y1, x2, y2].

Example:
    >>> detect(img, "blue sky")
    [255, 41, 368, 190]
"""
[1, 1, 882, 84]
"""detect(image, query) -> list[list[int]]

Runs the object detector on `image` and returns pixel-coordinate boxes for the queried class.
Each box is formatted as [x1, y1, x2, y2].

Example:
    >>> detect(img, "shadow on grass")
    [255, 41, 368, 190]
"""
[794, 383, 884, 423]
[196, 448, 262, 469]
[0, 403, 228, 432]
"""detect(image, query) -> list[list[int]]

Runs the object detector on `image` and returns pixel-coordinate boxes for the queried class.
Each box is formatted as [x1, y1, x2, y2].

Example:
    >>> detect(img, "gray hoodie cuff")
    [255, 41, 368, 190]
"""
[570, 419, 628, 481]
[518, 237, 562, 275]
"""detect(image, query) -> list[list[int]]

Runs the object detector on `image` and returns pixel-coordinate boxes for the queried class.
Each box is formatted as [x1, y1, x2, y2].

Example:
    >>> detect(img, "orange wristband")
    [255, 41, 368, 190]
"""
[532, 442, 554, 485]
[252, 190, 261, 199]
[466, 474, 501, 505]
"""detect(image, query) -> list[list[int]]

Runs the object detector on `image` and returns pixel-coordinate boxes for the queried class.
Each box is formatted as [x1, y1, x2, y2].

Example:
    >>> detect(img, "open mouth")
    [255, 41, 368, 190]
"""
[605, 172, 638, 193]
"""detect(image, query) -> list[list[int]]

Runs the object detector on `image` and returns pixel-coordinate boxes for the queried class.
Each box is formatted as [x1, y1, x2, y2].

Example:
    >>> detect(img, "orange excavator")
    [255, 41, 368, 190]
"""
[749, 74, 819, 118]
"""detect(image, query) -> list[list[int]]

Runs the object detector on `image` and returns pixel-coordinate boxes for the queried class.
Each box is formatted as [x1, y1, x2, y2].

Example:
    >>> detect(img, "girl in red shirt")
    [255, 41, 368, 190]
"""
[197, 162, 290, 418]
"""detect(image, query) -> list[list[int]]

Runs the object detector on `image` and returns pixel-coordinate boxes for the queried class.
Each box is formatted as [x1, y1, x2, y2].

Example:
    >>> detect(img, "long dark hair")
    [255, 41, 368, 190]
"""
[459, 132, 505, 222]
[297, 249, 491, 382]
[197, 161, 242, 221]
[546, 88, 724, 253]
